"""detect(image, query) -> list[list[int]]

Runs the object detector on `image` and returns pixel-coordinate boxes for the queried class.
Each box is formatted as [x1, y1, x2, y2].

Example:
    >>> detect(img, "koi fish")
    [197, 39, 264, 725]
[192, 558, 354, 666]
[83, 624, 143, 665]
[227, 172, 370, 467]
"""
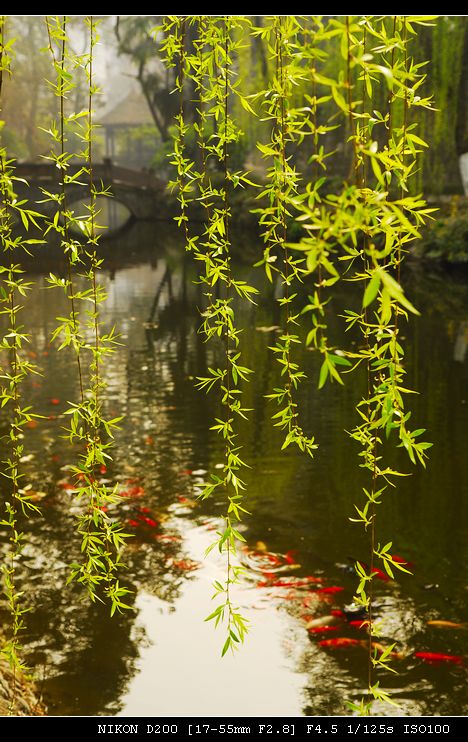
[138, 515, 158, 528]
[171, 559, 200, 571]
[308, 625, 339, 634]
[391, 553, 414, 568]
[331, 609, 345, 618]
[23, 489, 47, 502]
[414, 652, 463, 665]
[121, 486, 145, 498]
[50, 398, 60, 405]
[316, 586, 344, 594]
[127, 519, 140, 527]
[367, 641, 404, 660]
[319, 637, 361, 648]
[349, 620, 368, 630]
[427, 620, 467, 630]
[58, 481, 76, 491]
[356, 560, 390, 582]
[305, 615, 341, 629]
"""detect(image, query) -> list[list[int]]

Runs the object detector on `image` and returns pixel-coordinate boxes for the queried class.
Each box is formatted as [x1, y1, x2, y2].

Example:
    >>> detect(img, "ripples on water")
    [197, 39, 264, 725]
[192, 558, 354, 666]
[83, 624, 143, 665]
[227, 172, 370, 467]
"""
[0, 225, 467, 716]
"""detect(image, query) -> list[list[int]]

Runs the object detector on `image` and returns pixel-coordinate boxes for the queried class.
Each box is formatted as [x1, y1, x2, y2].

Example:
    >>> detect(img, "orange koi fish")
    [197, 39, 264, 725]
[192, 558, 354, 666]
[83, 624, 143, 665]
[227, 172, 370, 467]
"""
[414, 652, 463, 665]
[308, 625, 339, 634]
[427, 620, 467, 630]
[171, 558, 200, 571]
[319, 637, 361, 648]
[367, 641, 404, 660]
[121, 485, 145, 498]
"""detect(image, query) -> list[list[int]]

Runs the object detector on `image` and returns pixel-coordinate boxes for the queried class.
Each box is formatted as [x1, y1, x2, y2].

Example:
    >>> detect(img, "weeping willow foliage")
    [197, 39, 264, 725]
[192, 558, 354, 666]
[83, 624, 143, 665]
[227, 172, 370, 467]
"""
[43, 16, 131, 614]
[163, 14, 435, 713]
[0, 13, 438, 716]
[0, 17, 131, 710]
[0, 15, 44, 712]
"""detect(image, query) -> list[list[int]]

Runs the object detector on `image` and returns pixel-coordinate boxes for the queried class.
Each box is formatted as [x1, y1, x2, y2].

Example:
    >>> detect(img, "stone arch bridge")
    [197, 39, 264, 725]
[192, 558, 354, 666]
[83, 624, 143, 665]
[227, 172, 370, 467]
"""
[13, 161, 172, 224]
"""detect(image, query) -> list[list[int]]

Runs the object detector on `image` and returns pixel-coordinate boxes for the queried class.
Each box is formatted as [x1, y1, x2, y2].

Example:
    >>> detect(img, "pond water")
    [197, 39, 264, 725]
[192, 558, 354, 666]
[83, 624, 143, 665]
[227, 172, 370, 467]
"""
[1, 223, 467, 717]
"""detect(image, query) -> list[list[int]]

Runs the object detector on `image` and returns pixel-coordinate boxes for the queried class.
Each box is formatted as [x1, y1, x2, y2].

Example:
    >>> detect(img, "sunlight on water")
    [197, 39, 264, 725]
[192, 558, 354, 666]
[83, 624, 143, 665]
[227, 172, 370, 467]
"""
[120, 524, 308, 717]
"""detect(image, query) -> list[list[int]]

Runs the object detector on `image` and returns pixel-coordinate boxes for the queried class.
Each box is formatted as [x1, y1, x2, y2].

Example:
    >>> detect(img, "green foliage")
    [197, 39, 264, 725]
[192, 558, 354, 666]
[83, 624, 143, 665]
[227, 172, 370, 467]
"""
[0, 13, 437, 716]
[0, 15, 45, 710]
[164, 15, 258, 654]
[164, 15, 434, 713]
[42, 16, 131, 613]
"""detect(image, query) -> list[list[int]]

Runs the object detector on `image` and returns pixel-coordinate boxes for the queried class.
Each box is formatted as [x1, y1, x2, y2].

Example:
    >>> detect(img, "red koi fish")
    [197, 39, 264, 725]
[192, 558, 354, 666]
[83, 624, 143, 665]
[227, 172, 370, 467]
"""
[414, 652, 463, 665]
[50, 398, 60, 405]
[127, 519, 139, 527]
[316, 586, 344, 594]
[308, 625, 339, 634]
[391, 554, 414, 568]
[356, 560, 390, 582]
[349, 620, 368, 630]
[331, 609, 345, 618]
[319, 637, 361, 648]
[138, 515, 158, 528]
[58, 481, 75, 490]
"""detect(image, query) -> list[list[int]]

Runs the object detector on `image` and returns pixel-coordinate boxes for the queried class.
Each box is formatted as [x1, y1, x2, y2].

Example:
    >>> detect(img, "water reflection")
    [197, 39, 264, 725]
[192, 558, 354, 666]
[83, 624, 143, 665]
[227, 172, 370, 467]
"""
[0, 225, 467, 716]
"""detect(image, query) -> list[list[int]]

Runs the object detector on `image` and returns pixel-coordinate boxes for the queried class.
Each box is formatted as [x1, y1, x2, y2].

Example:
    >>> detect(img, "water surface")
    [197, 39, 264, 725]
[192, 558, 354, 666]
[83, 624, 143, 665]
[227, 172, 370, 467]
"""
[1, 224, 467, 717]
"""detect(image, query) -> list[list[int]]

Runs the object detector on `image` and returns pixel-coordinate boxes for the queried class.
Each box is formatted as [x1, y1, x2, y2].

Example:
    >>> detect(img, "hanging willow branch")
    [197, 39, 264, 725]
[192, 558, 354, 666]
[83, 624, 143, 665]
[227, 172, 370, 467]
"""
[0, 15, 43, 711]
[255, 16, 318, 457]
[44, 16, 131, 614]
[164, 14, 256, 655]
